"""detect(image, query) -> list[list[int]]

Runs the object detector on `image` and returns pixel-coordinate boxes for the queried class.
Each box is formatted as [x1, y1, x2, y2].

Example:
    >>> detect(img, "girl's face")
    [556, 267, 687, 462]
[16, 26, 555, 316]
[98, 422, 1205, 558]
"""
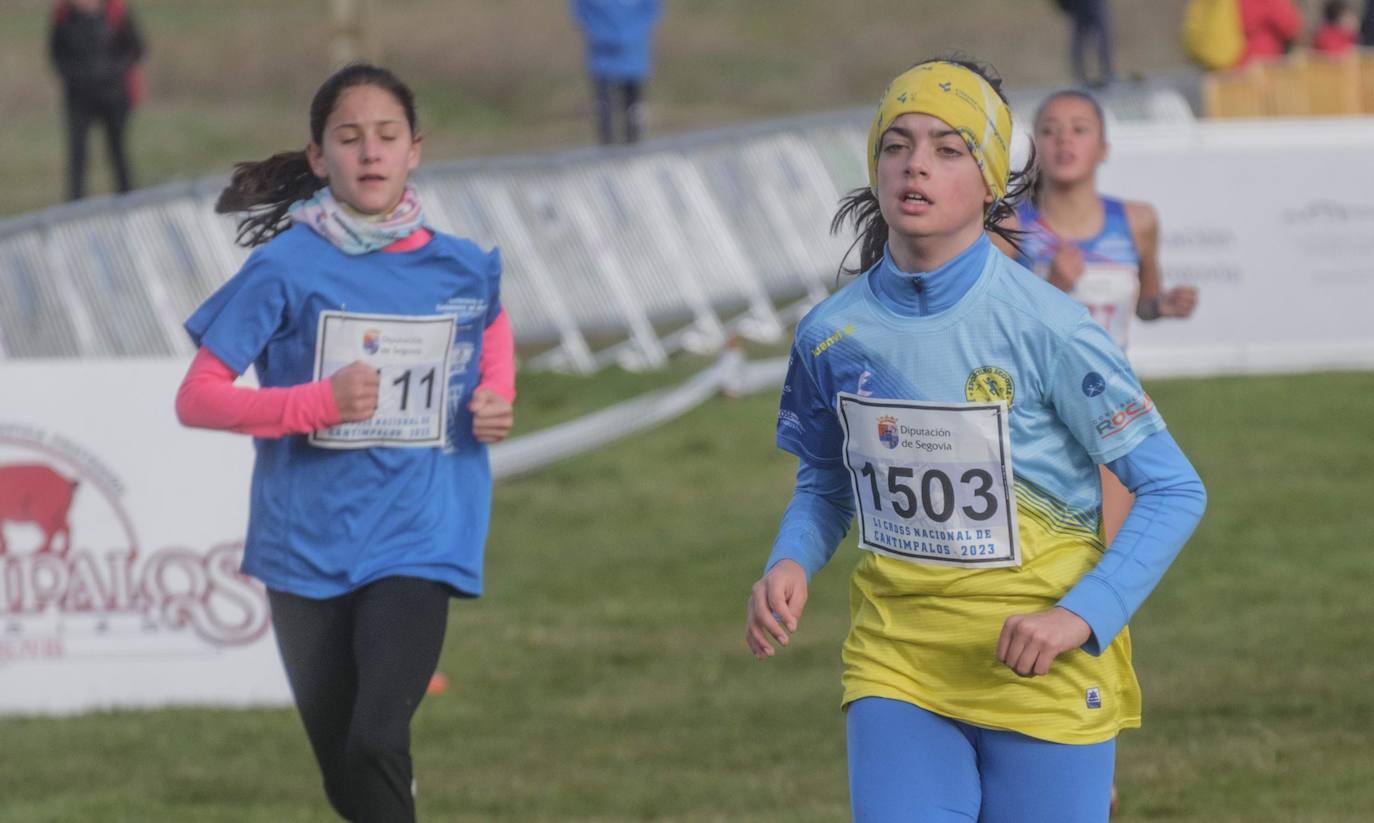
[307, 84, 421, 216]
[876, 112, 993, 257]
[1034, 95, 1107, 186]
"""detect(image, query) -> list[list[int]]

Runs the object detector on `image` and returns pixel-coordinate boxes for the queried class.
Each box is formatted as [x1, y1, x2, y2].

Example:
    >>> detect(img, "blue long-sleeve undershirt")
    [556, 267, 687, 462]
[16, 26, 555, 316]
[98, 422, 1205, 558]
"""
[1065, 429, 1206, 653]
[766, 429, 1206, 656]
[766, 459, 855, 580]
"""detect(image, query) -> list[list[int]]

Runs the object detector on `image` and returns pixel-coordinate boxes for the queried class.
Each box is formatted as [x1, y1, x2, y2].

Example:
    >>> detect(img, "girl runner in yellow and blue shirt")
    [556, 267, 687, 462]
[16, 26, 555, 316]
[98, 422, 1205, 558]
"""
[744, 59, 1206, 823]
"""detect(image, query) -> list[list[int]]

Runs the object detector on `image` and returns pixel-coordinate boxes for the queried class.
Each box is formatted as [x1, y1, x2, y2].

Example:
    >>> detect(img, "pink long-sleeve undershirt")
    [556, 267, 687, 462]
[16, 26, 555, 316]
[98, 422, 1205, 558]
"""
[175, 346, 343, 436]
[176, 229, 516, 437]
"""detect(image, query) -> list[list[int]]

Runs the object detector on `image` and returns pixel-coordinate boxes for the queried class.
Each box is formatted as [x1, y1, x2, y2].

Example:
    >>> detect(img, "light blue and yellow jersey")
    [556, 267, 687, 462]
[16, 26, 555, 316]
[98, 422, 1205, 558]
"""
[777, 235, 1165, 744]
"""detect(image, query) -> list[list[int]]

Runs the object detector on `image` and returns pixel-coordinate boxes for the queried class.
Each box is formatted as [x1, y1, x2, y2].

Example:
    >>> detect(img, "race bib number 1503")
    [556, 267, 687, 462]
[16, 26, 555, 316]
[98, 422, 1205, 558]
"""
[837, 393, 1021, 569]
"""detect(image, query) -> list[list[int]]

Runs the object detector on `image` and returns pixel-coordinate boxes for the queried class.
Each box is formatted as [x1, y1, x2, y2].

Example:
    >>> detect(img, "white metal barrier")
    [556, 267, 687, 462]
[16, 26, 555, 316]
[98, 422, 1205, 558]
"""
[0, 88, 1206, 371]
[5, 90, 1371, 379]
[0, 110, 878, 373]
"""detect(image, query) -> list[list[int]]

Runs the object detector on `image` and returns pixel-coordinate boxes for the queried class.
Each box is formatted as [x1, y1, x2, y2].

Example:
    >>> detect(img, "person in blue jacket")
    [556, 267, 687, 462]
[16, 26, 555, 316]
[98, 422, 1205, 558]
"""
[570, 0, 662, 144]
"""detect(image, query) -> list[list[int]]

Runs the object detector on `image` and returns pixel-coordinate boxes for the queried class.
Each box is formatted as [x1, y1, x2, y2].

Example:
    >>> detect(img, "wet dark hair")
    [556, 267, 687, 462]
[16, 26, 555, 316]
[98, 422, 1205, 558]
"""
[830, 58, 1036, 278]
[1029, 89, 1106, 207]
[216, 63, 420, 247]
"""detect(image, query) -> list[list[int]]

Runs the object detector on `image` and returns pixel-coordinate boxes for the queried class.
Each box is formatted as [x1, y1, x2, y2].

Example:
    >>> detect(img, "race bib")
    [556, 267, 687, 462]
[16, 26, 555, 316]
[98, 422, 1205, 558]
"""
[1070, 263, 1137, 349]
[838, 393, 1020, 568]
[309, 311, 455, 449]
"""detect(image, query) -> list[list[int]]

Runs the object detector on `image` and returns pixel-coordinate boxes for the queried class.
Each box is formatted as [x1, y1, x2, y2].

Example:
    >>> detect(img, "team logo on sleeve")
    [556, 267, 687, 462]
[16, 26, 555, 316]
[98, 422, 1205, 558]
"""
[1082, 372, 1106, 397]
[876, 416, 900, 449]
[964, 366, 1015, 408]
[1093, 394, 1155, 440]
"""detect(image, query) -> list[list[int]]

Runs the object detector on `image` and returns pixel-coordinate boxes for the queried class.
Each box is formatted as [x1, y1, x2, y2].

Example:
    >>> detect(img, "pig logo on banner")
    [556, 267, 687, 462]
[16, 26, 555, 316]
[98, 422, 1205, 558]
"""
[0, 426, 270, 670]
[0, 464, 78, 555]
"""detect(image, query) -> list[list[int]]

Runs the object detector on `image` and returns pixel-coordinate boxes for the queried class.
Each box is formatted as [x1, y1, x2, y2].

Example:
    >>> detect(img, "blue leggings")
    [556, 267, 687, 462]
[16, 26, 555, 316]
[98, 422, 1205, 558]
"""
[847, 697, 1115, 823]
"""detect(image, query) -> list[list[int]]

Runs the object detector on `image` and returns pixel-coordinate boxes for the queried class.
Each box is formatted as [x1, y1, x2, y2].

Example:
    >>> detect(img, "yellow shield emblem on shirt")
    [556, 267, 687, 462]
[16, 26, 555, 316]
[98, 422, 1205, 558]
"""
[965, 366, 1015, 408]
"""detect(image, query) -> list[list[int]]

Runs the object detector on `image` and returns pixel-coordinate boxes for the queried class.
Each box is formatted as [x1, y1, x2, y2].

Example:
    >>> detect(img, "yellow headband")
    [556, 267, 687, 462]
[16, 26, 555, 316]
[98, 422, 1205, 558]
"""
[866, 61, 1014, 201]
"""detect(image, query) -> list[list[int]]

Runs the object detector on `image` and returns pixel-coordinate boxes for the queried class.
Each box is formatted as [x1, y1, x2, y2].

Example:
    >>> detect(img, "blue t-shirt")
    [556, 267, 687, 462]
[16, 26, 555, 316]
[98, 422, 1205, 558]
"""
[185, 224, 502, 598]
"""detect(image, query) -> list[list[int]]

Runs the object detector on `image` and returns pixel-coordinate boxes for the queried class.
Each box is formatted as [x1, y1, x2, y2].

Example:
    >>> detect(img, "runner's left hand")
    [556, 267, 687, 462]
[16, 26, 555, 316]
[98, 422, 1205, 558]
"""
[996, 606, 1092, 677]
[469, 389, 513, 443]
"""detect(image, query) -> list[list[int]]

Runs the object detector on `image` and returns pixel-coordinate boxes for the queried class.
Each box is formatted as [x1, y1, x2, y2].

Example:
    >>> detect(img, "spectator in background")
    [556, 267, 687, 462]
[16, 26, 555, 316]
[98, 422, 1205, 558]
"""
[1312, 1, 1360, 55]
[1058, 0, 1116, 88]
[1363, 0, 1374, 45]
[571, 0, 662, 144]
[1237, 0, 1303, 64]
[48, 0, 144, 201]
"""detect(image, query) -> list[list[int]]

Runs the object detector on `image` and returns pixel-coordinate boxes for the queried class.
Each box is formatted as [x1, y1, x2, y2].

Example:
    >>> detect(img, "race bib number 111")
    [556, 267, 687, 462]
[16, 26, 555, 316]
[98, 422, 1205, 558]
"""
[837, 393, 1020, 569]
[309, 311, 455, 449]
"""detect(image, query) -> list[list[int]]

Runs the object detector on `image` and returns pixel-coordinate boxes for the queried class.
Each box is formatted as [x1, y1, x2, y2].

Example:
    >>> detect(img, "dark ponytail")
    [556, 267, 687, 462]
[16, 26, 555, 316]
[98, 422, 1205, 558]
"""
[216, 151, 323, 248]
[831, 57, 1037, 278]
[216, 63, 420, 247]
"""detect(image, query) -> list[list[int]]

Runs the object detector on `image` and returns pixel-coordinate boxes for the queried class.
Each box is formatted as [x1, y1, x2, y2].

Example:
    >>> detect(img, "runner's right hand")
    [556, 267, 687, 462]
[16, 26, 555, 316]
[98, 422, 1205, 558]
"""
[331, 360, 380, 422]
[746, 559, 808, 660]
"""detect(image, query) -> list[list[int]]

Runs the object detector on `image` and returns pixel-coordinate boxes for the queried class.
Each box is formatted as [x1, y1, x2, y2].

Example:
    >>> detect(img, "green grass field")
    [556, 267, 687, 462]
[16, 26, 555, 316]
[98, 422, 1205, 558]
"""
[1, 367, 1371, 822]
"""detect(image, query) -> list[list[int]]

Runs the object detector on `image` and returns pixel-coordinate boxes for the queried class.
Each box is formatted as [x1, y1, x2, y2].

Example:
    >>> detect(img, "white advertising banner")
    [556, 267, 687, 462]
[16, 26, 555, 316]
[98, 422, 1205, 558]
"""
[1098, 118, 1374, 376]
[0, 359, 289, 714]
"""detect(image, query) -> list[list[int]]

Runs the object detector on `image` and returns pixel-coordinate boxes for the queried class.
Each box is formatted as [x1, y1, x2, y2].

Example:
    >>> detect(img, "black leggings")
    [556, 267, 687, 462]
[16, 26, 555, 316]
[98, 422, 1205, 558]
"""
[270, 577, 451, 823]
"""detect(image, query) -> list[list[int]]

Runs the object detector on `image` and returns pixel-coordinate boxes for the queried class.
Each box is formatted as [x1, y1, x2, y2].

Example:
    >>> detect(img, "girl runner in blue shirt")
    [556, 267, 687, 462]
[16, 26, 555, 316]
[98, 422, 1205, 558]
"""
[178, 64, 512, 823]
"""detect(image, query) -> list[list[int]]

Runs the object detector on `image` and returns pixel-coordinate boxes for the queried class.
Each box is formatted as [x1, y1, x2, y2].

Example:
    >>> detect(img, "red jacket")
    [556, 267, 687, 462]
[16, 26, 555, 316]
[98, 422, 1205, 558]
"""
[1238, 0, 1303, 65]
[1312, 24, 1357, 56]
